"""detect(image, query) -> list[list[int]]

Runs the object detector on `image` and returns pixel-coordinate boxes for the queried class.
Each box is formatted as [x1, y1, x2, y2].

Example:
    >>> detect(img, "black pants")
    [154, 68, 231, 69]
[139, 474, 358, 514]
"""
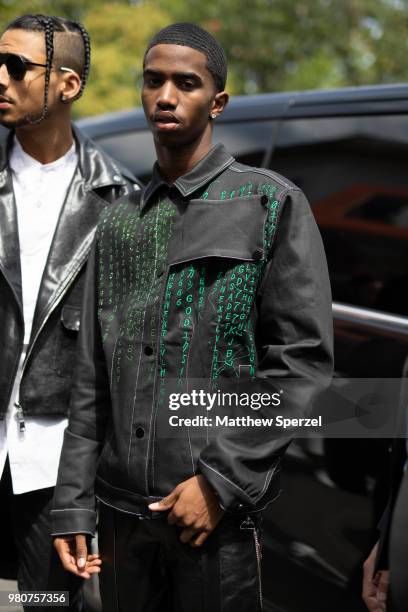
[0, 458, 83, 612]
[98, 501, 263, 612]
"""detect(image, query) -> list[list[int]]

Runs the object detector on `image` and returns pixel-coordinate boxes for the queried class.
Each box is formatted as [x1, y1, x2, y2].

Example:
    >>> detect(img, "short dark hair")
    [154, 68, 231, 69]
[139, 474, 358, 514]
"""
[145, 23, 227, 92]
[4, 14, 91, 123]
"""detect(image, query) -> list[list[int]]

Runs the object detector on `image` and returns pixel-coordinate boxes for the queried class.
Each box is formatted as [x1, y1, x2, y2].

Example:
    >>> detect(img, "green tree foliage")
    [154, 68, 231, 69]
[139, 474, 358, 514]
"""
[0, 0, 407, 116]
[77, 3, 169, 116]
[159, 0, 408, 93]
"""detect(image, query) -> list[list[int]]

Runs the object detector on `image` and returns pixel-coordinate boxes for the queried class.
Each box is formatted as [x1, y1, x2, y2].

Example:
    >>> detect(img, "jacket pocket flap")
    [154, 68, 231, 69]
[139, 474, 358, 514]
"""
[168, 196, 268, 266]
[61, 305, 81, 332]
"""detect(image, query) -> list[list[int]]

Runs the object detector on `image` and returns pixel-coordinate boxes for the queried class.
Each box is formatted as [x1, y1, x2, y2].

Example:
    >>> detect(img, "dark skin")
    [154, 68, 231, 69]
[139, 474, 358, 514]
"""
[55, 42, 230, 578]
[142, 43, 229, 183]
[362, 542, 388, 612]
[144, 43, 229, 545]
[0, 29, 80, 163]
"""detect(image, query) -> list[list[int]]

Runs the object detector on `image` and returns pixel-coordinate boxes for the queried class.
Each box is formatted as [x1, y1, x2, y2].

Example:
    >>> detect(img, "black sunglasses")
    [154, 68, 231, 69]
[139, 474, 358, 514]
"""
[0, 52, 48, 81]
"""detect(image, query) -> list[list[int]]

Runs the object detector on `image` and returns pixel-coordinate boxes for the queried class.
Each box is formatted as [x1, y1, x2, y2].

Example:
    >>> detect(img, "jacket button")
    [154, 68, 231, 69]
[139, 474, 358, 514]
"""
[260, 194, 269, 206]
[252, 249, 262, 261]
[144, 346, 154, 356]
[113, 174, 121, 182]
[135, 427, 145, 439]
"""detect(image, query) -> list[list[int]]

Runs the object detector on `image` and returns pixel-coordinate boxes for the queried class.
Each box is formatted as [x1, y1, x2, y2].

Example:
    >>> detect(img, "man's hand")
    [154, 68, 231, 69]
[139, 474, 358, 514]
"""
[148, 474, 224, 547]
[54, 535, 102, 579]
[362, 541, 389, 612]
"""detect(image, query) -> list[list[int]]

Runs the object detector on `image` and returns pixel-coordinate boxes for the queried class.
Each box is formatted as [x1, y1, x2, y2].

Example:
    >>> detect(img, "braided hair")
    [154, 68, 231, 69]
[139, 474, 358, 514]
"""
[36, 16, 54, 124]
[4, 14, 91, 124]
[72, 22, 91, 99]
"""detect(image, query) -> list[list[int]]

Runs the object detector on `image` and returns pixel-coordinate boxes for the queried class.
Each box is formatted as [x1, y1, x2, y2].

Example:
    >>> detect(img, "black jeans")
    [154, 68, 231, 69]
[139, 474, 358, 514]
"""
[0, 458, 83, 612]
[98, 501, 263, 612]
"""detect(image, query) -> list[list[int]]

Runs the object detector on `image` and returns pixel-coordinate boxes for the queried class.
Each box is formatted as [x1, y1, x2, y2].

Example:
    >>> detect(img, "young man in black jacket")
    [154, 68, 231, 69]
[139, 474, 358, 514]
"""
[0, 13, 140, 610]
[53, 23, 333, 611]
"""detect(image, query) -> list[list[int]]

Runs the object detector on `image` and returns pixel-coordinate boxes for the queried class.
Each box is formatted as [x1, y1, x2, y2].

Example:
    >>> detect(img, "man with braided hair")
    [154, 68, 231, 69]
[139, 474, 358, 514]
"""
[0, 13, 141, 609]
[53, 23, 333, 611]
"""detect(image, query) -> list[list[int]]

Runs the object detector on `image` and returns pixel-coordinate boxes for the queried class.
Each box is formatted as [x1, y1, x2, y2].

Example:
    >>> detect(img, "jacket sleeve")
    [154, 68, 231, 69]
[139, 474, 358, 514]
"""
[51, 240, 110, 536]
[198, 188, 334, 513]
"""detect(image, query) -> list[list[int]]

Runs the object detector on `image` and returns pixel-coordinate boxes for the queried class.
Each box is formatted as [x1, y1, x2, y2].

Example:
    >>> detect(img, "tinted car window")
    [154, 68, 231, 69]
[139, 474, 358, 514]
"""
[212, 120, 276, 166]
[270, 115, 408, 317]
[95, 130, 156, 184]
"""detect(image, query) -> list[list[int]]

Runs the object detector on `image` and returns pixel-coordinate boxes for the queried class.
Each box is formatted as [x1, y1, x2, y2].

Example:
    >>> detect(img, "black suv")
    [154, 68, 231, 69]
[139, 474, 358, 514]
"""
[78, 84, 408, 612]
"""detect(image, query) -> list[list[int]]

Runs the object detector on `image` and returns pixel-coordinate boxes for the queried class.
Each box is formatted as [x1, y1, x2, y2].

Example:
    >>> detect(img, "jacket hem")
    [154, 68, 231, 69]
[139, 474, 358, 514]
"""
[96, 475, 165, 517]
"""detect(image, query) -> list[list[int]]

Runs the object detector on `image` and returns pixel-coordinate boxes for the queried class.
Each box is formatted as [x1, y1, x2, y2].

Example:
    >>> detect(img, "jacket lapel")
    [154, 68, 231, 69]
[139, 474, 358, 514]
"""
[0, 164, 23, 312]
[1, 124, 136, 345]
[29, 173, 107, 342]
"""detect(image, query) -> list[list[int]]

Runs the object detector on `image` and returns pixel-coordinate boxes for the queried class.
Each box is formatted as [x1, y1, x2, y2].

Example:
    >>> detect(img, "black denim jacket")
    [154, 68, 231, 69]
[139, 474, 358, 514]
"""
[0, 126, 141, 421]
[52, 144, 333, 536]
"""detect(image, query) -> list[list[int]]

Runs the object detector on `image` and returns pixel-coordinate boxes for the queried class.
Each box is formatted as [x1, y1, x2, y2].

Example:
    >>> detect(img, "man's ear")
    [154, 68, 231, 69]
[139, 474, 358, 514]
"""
[58, 70, 81, 103]
[210, 91, 229, 119]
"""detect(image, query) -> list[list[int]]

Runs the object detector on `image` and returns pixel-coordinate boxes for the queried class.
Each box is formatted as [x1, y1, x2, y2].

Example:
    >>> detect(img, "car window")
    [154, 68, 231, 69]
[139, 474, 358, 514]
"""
[95, 130, 156, 184]
[270, 114, 408, 317]
[212, 120, 276, 166]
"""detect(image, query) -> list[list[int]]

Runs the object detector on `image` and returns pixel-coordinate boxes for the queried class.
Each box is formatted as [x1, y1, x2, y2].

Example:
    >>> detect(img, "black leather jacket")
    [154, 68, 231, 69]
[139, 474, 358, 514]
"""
[52, 145, 333, 536]
[0, 126, 141, 422]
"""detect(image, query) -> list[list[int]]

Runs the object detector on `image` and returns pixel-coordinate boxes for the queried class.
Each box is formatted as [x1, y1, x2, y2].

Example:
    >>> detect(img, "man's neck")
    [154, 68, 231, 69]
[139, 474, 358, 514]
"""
[155, 134, 213, 184]
[15, 118, 74, 165]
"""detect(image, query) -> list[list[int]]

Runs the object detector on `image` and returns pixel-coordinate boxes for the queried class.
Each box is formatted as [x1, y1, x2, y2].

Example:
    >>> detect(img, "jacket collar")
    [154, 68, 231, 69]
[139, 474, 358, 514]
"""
[73, 124, 137, 190]
[140, 143, 235, 211]
[0, 124, 137, 190]
[0, 130, 22, 310]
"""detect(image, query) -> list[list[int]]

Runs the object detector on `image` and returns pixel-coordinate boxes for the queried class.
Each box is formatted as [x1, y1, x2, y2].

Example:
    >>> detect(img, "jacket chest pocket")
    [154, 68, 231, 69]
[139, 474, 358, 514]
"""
[53, 305, 81, 377]
[167, 196, 268, 327]
[168, 195, 268, 266]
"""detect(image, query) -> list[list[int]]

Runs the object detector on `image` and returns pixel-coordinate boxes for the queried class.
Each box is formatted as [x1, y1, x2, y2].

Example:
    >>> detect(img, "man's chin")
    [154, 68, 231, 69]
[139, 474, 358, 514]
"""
[152, 129, 194, 150]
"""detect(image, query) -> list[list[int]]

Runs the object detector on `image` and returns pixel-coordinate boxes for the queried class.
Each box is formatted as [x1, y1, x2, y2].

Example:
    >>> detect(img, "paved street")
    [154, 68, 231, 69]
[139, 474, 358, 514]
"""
[0, 580, 22, 612]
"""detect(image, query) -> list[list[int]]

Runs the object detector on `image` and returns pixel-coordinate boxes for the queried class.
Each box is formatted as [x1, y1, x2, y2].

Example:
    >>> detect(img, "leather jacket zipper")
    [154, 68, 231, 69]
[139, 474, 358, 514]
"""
[14, 401, 26, 433]
[240, 515, 263, 610]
